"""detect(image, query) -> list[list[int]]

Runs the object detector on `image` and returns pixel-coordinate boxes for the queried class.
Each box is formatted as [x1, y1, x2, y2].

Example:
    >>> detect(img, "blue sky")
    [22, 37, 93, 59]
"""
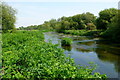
[7, 2, 118, 27]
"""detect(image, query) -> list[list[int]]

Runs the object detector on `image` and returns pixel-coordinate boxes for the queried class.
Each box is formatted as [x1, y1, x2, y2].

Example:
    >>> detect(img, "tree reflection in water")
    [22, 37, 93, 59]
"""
[95, 41, 120, 72]
[61, 45, 72, 51]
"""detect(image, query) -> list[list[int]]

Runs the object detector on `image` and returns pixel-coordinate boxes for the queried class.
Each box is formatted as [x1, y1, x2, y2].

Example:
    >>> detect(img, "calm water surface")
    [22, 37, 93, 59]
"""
[44, 32, 120, 78]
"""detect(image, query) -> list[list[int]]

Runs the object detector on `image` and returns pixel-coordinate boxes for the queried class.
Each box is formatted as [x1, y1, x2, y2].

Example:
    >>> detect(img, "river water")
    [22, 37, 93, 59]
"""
[44, 32, 120, 78]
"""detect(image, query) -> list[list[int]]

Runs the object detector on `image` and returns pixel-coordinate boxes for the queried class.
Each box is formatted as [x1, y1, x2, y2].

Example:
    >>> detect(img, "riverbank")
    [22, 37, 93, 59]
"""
[57, 30, 103, 37]
[57, 30, 120, 46]
[2, 30, 106, 79]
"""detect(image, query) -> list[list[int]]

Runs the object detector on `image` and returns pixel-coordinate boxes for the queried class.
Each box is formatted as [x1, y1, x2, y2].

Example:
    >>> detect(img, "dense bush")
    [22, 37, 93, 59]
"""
[61, 38, 73, 46]
[1, 31, 107, 79]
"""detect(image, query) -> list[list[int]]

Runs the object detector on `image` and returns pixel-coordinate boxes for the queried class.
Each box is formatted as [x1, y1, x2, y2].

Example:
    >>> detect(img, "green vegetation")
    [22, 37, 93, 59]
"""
[1, 31, 106, 79]
[101, 10, 120, 42]
[62, 30, 103, 37]
[2, 2, 119, 79]
[61, 38, 73, 46]
[96, 8, 118, 30]
[1, 2, 17, 33]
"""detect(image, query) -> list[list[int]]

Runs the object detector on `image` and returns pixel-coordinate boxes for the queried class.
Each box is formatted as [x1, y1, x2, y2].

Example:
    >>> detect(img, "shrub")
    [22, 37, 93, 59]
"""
[61, 38, 72, 46]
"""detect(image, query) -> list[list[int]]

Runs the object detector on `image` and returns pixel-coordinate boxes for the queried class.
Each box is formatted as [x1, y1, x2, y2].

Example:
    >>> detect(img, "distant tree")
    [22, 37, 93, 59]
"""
[71, 12, 96, 30]
[69, 21, 78, 30]
[49, 19, 57, 29]
[19, 26, 24, 30]
[1, 2, 17, 33]
[86, 23, 96, 30]
[72, 14, 81, 23]
[96, 8, 118, 30]
[60, 20, 70, 30]
[80, 12, 96, 24]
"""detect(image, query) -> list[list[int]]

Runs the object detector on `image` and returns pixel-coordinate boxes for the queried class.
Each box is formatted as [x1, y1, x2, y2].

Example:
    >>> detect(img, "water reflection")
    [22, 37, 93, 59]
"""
[73, 41, 96, 53]
[76, 39, 120, 73]
[78, 41, 95, 46]
[61, 45, 72, 51]
[95, 44, 120, 73]
[75, 48, 93, 52]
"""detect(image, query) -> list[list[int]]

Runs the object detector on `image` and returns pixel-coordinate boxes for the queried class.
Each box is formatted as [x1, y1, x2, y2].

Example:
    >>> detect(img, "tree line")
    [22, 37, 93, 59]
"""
[19, 8, 118, 31]
[19, 8, 119, 42]
[1, 2, 120, 42]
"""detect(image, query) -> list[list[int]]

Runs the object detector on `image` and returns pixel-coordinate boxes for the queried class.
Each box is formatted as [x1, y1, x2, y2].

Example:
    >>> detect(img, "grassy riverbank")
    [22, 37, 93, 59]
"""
[2, 31, 106, 79]
[57, 30, 103, 37]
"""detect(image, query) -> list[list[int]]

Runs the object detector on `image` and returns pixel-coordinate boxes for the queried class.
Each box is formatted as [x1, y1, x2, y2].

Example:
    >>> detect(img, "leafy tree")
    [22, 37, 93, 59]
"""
[69, 21, 78, 30]
[102, 10, 120, 42]
[49, 19, 57, 29]
[1, 2, 17, 33]
[60, 20, 70, 30]
[96, 8, 118, 30]
[86, 23, 96, 30]
[80, 12, 96, 24]
[71, 12, 96, 30]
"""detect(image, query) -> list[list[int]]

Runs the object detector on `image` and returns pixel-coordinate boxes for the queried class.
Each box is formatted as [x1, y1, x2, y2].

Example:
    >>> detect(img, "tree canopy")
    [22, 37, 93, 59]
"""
[96, 8, 118, 30]
[102, 10, 120, 42]
[1, 2, 17, 33]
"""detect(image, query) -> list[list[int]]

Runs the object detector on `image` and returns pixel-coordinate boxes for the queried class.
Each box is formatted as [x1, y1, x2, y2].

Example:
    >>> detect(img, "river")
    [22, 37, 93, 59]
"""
[44, 32, 120, 78]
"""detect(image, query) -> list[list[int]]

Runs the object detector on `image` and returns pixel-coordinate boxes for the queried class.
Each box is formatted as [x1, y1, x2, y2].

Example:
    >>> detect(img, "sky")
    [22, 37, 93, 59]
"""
[5, 0, 119, 27]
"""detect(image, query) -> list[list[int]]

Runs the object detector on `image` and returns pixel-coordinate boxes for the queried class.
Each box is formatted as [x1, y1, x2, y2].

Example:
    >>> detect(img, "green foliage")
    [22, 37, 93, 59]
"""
[21, 12, 96, 31]
[59, 12, 96, 30]
[86, 23, 96, 30]
[96, 8, 118, 30]
[2, 31, 106, 79]
[62, 30, 102, 37]
[61, 38, 72, 46]
[1, 2, 17, 33]
[101, 10, 120, 42]
[60, 20, 71, 30]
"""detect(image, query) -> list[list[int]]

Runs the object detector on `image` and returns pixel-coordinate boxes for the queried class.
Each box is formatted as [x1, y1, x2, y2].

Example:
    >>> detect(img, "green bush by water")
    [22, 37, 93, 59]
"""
[61, 38, 72, 46]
